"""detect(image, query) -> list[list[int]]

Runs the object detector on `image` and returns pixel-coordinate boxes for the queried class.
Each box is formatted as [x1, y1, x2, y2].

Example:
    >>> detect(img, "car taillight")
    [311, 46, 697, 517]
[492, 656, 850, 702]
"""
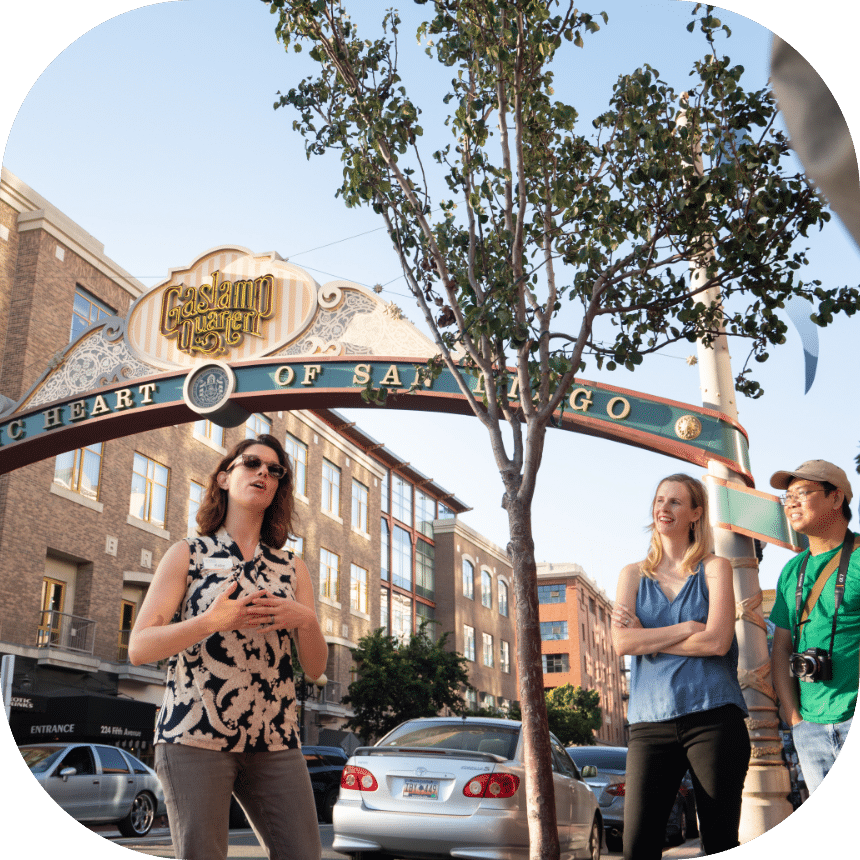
[341, 766, 379, 792]
[463, 773, 520, 799]
[605, 782, 626, 797]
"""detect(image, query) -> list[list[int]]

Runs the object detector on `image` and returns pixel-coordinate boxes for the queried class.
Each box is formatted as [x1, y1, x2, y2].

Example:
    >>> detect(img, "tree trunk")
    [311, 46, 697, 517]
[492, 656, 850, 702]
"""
[506, 490, 559, 860]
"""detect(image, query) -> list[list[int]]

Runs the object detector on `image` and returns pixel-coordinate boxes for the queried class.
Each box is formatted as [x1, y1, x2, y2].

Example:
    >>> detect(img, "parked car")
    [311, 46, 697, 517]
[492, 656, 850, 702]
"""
[228, 744, 349, 828]
[304, 745, 349, 823]
[333, 716, 602, 860]
[566, 746, 696, 853]
[19, 742, 166, 837]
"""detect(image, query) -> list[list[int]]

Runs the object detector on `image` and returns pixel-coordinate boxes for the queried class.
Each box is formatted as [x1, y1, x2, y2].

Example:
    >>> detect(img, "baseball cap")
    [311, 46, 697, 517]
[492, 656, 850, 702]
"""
[770, 459, 854, 503]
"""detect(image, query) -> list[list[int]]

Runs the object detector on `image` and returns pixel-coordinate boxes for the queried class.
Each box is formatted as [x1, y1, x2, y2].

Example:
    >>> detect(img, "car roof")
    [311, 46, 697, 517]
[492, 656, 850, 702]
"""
[397, 716, 522, 727]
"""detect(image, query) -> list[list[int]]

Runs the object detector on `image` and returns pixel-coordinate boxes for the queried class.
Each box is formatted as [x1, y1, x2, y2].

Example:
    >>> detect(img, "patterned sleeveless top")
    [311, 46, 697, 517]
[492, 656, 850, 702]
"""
[154, 527, 300, 752]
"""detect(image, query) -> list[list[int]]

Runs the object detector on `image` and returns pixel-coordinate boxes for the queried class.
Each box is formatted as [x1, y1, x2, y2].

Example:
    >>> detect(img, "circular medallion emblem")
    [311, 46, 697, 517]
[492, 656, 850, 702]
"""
[674, 415, 703, 441]
[189, 367, 229, 410]
[183, 361, 236, 415]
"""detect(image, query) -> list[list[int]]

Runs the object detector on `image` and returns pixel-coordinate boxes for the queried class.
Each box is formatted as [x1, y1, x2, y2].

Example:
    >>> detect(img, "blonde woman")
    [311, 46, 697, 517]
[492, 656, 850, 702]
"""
[611, 474, 749, 859]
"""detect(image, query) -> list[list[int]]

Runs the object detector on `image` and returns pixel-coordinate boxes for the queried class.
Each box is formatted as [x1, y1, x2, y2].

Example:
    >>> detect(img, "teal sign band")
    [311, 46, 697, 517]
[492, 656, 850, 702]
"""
[0, 357, 753, 486]
[707, 476, 805, 552]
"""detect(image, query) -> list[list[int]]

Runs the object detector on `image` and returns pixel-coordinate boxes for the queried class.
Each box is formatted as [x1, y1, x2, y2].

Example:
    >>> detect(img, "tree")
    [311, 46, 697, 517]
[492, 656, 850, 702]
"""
[510, 684, 602, 746]
[264, 2, 860, 857]
[342, 624, 470, 742]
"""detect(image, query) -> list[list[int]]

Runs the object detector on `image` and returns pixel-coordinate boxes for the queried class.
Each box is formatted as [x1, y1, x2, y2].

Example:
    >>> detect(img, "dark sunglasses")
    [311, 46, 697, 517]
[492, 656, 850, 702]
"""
[227, 453, 288, 480]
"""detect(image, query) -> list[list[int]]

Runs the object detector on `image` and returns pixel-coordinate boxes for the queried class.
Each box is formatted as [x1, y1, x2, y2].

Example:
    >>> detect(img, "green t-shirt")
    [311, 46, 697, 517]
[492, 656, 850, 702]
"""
[770, 533, 860, 723]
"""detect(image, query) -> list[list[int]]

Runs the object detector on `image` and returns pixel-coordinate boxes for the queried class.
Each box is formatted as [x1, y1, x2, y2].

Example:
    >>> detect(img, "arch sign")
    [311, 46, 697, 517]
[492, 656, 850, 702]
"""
[0, 244, 800, 551]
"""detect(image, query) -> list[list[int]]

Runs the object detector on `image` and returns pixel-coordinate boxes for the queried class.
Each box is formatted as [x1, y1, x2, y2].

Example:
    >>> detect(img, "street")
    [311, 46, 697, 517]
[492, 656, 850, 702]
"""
[108, 824, 704, 859]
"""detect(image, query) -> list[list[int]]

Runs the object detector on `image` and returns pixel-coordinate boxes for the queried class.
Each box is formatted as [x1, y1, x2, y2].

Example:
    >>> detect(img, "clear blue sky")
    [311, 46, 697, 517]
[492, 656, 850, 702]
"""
[1, 2, 858, 857]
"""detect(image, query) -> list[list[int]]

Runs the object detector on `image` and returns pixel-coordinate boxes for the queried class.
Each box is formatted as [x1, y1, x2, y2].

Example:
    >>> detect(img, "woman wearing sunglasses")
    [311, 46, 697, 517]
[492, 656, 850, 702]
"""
[129, 434, 327, 860]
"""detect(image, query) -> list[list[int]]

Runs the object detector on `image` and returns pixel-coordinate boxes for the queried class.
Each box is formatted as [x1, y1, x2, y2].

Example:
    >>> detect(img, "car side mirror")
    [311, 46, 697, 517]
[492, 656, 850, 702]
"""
[59, 767, 78, 781]
[580, 765, 597, 778]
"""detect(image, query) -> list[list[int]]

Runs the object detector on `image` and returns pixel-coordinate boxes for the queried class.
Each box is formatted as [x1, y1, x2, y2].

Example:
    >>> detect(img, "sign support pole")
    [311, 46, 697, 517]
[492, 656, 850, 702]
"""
[691, 261, 793, 839]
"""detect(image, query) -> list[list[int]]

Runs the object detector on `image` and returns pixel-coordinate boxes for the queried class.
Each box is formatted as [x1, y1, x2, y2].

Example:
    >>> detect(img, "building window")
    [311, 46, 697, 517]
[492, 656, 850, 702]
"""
[438, 502, 455, 520]
[482, 693, 496, 710]
[392, 593, 412, 643]
[500, 640, 511, 674]
[130, 453, 169, 528]
[320, 548, 340, 602]
[482, 632, 494, 668]
[540, 620, 568, 641]
[542, 653, 570, 673]
[498, 580, 509, 617]
[118, 600, 136, 662]
[392, 525, 412, 590]
[391, 473, 412, 525]
[322, 459, 341, 517]
[415, 489, 436, 538]
[416, 602, 436, 641]
[351, 564, 368, 614]
[481, 570, 493, 609]
[381, 519, 390, 582]
[380, 587, 390, 633]
[71, 286, 114, 342]
[245, 413, 271, 439]
[284, 535, 304, 557]
[194, 419, 224, 448]
[284, 433, 308, 496]
[352, 479, 369, 534]
[37, 577, 66, 646]
[462, 559, 474, 600]
[415, 539, 435, 600]
[538, 584, 566, 604]
[465, 687, 478, 711]
[54, 443, 103, 501]
[464, 625, 476, 661]
[187, 480, 203, 537]
[381, 470, 389, 514]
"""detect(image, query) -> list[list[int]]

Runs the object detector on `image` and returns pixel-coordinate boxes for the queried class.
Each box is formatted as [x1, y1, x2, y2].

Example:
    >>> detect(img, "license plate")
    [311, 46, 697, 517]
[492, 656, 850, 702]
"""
[403, 779, 439, 800]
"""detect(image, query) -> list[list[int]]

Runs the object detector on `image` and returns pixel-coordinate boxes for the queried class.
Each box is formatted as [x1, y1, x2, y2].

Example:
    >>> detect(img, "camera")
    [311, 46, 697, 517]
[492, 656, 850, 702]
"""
[789, 648, 832, 682]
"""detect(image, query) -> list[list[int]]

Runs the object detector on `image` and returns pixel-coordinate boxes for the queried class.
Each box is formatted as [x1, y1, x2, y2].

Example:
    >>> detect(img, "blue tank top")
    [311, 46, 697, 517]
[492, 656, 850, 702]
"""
[626, 562, 748, 724]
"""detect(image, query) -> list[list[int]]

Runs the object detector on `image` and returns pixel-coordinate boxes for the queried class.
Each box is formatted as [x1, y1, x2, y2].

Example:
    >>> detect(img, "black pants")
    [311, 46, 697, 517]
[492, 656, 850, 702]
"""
[623, 705, 751, 859]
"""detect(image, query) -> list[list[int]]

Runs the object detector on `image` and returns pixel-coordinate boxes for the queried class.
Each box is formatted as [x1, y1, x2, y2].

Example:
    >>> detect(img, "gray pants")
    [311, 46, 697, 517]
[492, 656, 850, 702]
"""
[155, 743, 322, 860]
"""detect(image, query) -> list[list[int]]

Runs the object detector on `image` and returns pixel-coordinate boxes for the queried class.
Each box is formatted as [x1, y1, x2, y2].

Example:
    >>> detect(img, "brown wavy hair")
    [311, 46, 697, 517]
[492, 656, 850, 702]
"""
[195, 434, 295, 548]
[641, 473, 710, 579]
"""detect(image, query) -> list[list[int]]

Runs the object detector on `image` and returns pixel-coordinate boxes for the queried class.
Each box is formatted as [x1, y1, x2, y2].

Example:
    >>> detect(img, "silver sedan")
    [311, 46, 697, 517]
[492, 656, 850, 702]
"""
[333, 716, 602, 860]
[19, 742, 166, 837]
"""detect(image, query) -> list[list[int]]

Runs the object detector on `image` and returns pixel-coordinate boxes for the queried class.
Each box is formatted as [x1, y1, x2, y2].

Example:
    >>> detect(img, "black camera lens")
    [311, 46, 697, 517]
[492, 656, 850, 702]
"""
[790, 654, 814, 678]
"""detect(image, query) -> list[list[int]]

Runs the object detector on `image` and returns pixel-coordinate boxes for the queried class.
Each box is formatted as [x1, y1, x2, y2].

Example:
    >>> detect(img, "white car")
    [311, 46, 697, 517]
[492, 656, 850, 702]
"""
[333, 716, 601, 860]
[19, 742, 166, 837]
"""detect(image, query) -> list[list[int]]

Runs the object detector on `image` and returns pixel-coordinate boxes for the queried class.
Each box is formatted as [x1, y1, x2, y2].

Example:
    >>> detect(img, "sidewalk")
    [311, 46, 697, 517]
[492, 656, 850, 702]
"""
[663, 837, 704, 857]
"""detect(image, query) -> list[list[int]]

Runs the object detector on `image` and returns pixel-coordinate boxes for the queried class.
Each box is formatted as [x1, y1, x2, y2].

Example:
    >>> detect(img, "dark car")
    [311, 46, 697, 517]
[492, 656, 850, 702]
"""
[566, 745, 696, 853]
[304, 745, 349, 823]
[19, 742, 166, 837]
[229, 744, 348, 828]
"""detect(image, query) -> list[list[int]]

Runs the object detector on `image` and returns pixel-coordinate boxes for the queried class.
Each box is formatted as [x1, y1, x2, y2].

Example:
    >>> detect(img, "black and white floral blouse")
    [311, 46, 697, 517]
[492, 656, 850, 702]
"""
[154, 527, 300, 752]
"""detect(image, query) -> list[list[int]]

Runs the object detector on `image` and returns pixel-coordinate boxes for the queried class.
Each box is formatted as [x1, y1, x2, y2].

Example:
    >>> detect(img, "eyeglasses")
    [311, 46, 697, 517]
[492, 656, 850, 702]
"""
[227, 454, 288, 480]
[779, 488, 822, 507]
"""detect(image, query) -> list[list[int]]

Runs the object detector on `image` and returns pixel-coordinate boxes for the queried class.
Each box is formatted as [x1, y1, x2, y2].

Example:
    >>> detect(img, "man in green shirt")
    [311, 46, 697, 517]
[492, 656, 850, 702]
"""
[769, 460, 859, 793]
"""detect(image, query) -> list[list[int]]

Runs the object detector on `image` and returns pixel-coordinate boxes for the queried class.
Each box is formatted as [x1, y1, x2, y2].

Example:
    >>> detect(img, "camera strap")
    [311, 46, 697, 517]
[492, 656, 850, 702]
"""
[793, 529, 859, 656]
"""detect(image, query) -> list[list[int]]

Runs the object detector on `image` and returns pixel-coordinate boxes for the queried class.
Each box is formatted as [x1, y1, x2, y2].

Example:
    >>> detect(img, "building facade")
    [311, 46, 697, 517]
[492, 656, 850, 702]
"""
[536, 562, 627, 746]
[0, 168, 519, 760]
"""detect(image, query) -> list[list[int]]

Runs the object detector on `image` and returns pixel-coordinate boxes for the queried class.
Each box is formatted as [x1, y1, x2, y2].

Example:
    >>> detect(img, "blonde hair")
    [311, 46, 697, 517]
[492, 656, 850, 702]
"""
[641, 474, 710, 580]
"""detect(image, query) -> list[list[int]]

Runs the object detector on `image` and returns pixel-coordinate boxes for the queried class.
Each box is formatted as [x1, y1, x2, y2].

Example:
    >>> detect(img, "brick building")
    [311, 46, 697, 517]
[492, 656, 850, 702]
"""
[536, 562, 627, 746]
[0, 167, 518, 760]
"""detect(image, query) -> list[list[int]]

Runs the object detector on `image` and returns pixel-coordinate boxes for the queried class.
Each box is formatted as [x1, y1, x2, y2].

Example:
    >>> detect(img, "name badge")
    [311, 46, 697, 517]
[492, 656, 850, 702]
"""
[205, 558, 233, 570]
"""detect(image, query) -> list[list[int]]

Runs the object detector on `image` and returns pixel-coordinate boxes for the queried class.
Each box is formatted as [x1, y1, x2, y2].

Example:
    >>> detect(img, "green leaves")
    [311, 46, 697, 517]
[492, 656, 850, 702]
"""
[264, 0, 859, 422]
[342, 625, 470, 742]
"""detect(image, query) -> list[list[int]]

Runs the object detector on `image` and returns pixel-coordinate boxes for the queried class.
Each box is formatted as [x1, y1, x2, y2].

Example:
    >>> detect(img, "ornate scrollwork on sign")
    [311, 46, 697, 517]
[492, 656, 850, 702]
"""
[318, 284, 343, 309]
[25, 326, 156, 409]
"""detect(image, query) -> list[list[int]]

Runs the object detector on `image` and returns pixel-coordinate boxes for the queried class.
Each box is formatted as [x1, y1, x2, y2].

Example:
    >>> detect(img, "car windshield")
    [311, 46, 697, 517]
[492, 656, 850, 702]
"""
[567, 748, 627, 770]
[19, 747, 67, 773]
[378, 722, 519, 760]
